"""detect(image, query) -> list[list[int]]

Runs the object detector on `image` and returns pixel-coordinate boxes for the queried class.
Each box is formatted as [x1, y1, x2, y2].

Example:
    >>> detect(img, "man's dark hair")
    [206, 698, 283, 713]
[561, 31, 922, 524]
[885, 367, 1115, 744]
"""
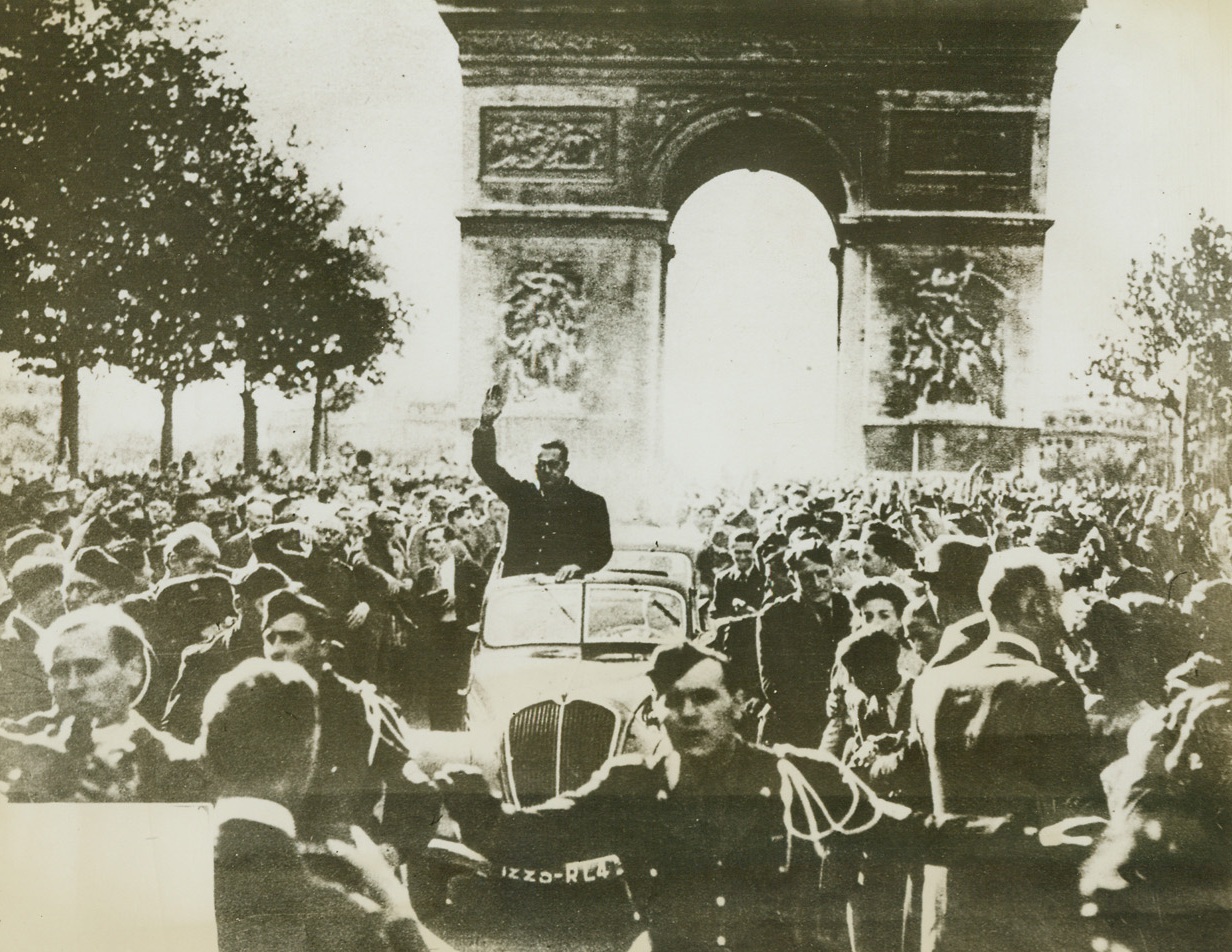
[540, 439, 569, 464]
[836, 630, 901, 682]
[866, 532, 916, 571]
[985, 564, 1050, 625]
[780, 510, 815, 536]
[730, 531, 757, 548]
[853, 580, 909, 617]
[368, 508, 400, 531]
[201, 658, 318, 793]
[447, 504, 470, 523]
[785, 541, 833, 571]
[978, 550, 1062, 627]
[261, 589, 333, 640]
[648, 641, 733, 695]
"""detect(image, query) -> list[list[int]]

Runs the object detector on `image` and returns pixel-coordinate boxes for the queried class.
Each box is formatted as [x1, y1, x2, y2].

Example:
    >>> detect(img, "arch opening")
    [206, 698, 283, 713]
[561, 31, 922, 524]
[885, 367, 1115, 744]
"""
[653, 111, 852, 221]
[661, 169, 841, 488]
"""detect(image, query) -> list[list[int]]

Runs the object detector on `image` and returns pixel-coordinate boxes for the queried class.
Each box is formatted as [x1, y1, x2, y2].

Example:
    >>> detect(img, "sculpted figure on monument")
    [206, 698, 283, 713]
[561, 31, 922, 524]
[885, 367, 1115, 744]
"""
[498, 262, 586, 396]
[884, 255, 1012, 419]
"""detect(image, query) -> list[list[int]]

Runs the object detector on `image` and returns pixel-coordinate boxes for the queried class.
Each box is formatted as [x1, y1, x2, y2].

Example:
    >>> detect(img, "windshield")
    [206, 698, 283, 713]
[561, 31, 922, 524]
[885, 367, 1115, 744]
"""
[482, 583, 687, 648]
[603, 550, 694, 588]
[584, 585, 686, 644]
[482, 584, 583, 647]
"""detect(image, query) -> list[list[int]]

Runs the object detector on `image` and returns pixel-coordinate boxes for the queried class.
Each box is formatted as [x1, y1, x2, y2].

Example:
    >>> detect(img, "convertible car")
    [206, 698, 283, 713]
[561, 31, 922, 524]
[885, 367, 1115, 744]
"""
[407, 556, 698, 806]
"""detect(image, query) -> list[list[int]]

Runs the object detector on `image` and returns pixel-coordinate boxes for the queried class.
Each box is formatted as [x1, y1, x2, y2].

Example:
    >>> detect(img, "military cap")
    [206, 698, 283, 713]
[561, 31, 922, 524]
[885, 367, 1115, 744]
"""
[233, 563, 292, 601]
[648, 641, 730, 695]
[9, 555, 66, 602]
[155, 573, 236, 628]
[72, 547, 136, 594]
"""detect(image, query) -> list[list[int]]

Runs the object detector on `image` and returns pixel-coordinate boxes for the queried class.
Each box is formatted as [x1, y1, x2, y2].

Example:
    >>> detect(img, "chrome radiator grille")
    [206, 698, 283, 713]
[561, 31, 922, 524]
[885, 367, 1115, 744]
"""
[505, 699, 619, 807]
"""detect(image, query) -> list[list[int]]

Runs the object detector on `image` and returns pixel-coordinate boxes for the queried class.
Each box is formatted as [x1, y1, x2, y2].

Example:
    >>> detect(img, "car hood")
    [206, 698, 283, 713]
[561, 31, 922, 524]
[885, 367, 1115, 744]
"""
[468, 646, 657, 729]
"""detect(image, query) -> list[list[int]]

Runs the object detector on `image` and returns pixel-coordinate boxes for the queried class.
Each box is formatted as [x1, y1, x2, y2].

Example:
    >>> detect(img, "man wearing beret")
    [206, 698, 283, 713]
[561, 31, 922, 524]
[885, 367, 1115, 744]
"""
[162, 563, 290, 743]
[64, 547, 137, 611]
[440, 641, 1097, 952]
[472, 384, 612, 581]
[260, 588, 436, 855]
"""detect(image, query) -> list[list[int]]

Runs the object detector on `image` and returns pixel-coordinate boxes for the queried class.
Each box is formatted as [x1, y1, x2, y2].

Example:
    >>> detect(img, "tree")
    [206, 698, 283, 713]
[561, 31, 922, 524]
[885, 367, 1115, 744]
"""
[0, 0, 254, 471]
[294, 220, 410, 473]
[1089, 212, 1232, 486]
[218, 146, 410, 472]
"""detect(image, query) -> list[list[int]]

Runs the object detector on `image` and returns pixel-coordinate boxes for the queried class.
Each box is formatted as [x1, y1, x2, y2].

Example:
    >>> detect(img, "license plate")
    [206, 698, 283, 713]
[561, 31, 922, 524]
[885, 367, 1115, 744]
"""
[498, 854, 624, 885]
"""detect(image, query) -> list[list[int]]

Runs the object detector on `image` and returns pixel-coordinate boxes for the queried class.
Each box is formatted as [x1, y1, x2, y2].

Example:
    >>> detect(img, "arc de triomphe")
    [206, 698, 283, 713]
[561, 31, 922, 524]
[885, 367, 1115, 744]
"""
[439, 0, 1085, 513]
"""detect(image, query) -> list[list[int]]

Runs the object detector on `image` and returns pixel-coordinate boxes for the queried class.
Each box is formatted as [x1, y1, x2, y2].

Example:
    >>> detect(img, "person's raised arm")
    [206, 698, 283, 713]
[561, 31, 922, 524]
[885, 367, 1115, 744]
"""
[471, 385, 520, 503]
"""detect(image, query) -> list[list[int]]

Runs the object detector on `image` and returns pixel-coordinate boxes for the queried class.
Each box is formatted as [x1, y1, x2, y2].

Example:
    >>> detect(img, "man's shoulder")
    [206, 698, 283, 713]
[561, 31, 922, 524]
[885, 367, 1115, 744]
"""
[564, 481, 608, 507]
[918, 643, 1061, 701]
[758, 593, 800, 620]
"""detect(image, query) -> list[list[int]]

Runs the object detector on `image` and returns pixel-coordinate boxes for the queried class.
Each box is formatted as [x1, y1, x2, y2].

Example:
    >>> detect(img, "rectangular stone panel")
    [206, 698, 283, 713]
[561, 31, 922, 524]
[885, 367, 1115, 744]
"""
[479, 107, 618, 181]
[886, 110, 1035, 209]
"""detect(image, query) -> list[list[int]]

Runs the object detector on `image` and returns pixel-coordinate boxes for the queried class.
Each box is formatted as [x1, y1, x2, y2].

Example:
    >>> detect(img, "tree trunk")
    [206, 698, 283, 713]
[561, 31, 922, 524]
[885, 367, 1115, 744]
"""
[1179, 378, 1192, 490]
[310, 376, 325, 473]
[241, 382, 259, 473]
[58, 364, 81, 476]
[160, 384, 175, 471]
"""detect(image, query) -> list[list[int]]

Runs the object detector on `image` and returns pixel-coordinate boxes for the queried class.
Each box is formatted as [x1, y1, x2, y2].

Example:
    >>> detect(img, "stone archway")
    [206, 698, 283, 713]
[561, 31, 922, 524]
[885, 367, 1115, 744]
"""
[441, 0, 1084, 514]
[650, 109, 852, 478]
[647, 107, 855, 220]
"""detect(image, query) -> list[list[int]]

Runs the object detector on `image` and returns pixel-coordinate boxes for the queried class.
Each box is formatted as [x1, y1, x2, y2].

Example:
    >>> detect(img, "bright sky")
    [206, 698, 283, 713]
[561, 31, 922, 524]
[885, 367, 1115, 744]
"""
[74, 0, 1232, 472]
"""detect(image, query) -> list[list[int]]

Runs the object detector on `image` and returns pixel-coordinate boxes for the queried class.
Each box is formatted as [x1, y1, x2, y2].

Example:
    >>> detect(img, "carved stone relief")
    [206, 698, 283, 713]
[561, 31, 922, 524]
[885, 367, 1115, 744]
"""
[496, 262, 587, 398]
[480, 108, 616, 178]
[881, 253, 1012, 419]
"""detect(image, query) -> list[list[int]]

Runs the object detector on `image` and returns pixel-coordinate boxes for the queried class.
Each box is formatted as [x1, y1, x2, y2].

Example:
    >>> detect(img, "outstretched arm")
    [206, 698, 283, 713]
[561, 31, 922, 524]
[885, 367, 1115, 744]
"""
[472, 385, 521, 503]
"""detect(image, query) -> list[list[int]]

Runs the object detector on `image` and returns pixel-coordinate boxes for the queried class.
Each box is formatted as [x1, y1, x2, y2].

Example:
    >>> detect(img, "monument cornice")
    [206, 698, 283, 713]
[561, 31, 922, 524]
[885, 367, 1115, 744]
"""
[458, 203, 670, 239]
[437, 0, 1086, 23]
[450, 30, 1078, 64]
[837, 210, 1054, 245]
[458, 59, 1061, 93]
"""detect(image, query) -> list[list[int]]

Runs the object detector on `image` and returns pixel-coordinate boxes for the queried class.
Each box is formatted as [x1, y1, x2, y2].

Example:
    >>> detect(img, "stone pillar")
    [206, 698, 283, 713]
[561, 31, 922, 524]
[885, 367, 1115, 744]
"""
[458, 206, 668, 521]
[836, 212, 1051, 472]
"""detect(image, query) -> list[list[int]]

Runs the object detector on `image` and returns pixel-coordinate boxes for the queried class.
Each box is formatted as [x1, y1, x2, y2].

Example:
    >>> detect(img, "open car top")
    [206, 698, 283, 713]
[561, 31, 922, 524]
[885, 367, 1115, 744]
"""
[480, 572, 691, 654]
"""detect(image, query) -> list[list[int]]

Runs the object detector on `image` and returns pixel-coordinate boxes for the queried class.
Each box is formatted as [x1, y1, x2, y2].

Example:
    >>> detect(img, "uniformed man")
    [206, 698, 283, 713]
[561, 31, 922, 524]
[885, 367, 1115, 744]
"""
[260, 588, 437, 855]
[471, 384, 612, 581]
[439, 642, 1093, 952]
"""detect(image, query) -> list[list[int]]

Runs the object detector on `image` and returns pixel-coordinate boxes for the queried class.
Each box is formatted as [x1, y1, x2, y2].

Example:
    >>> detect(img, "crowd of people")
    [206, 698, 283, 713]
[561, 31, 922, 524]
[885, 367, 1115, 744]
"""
[0, 421, 1229, 951]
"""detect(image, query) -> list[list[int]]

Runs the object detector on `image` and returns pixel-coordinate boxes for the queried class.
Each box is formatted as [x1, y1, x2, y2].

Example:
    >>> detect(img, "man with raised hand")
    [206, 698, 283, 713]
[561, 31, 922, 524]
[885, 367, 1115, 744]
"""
[471, 384, 612, 581]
